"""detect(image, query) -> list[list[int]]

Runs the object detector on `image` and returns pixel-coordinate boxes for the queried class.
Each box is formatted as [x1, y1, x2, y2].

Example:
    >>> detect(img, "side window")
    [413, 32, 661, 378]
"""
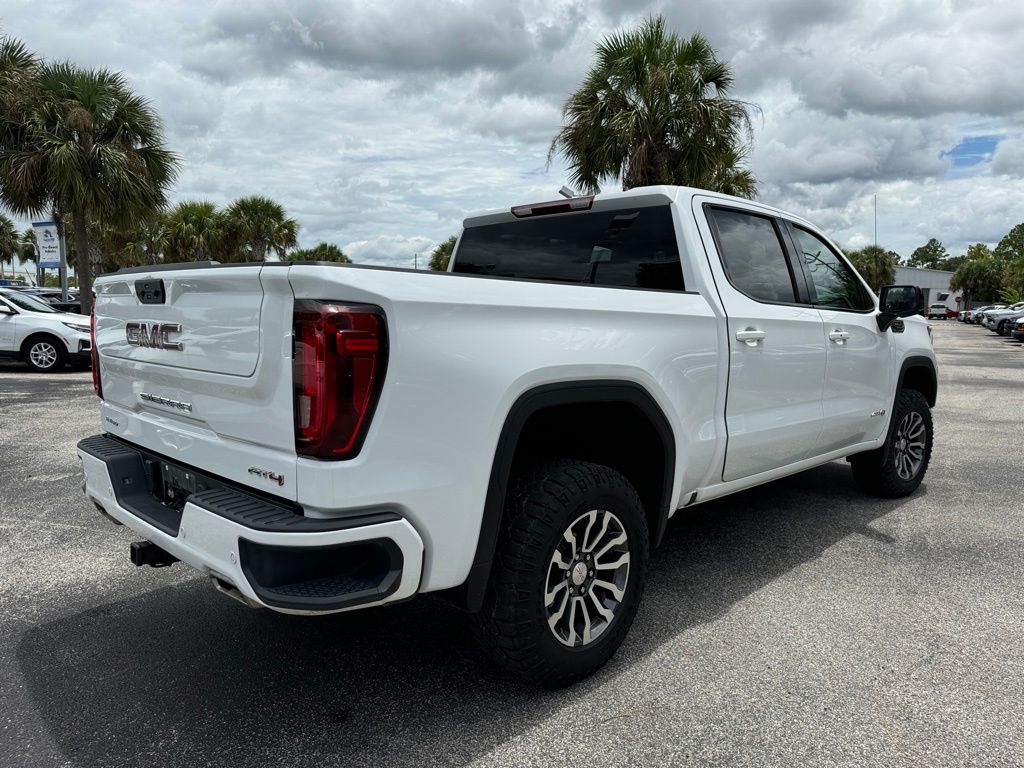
[793, 227, 873, 311]
[707, 208, 797, 303]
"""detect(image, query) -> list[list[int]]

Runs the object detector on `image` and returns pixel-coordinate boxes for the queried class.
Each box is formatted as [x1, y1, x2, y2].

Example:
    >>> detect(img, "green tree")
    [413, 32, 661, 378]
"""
[0, 35, 41, 192]
[950, 243, 1002, 306]
[0, 61, 178, 314]
[289, 242, 350, 263]
[907, 238, 948, 269]
[0, 213, 18, 277]
[845, 245, 897, 291]
[121, 211, 167, 266]
[549, 16, 756, 196]
[223, 195, 298, 262]
[939, 253, 966, 272]
[163, 201, 225, 262]
[429, 235, 457, 271]
[994, 223, 1024, 297]
[17, 227, 36, 263]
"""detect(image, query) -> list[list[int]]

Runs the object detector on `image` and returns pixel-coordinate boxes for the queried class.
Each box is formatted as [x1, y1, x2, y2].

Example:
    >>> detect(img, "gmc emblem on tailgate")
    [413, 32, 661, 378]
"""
[126, 322, 183, 350]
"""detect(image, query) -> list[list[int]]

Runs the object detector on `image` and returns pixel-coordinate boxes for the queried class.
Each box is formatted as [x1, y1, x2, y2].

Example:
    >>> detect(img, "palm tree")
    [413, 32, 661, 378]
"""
[1, 61, 178, 314]
[0, 213, 18, 277]
[0, 35, 40, 177]
[549, 16, 757, 196]
[429, 235, 457, 271]
[288, 242, 350, 263]
[223, 195, 298, 262]
[122, 211, 167, 265]
[845, 245, 898, 292]
[163, 201, 224, 262]
[18, 227, 37, 264]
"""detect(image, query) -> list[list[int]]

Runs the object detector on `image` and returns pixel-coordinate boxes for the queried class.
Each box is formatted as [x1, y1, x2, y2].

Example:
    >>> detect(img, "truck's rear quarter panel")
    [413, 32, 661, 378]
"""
[287, 265, 721, 590]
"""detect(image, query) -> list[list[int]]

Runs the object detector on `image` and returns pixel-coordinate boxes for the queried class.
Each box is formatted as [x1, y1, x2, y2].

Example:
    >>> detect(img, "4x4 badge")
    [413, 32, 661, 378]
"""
[248, 467, 285, 487]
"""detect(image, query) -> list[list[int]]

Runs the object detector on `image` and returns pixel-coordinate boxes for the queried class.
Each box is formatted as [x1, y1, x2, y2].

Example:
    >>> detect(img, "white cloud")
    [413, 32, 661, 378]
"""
[2, 0, 1024, 270]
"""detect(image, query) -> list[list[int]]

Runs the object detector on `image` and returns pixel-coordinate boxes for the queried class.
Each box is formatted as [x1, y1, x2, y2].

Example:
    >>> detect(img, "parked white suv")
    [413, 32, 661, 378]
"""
[78, 186, 937, 686]
[0, 288, 92, 372]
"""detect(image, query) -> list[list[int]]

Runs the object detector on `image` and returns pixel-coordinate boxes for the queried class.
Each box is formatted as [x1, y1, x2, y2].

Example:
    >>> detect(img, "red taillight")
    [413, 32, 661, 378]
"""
[90, 312, 102, 399]
[293, 300, 387, 460]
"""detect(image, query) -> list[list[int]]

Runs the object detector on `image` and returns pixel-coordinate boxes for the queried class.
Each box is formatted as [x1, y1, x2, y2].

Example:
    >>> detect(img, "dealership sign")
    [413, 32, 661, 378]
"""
[32, 221, 61, 264]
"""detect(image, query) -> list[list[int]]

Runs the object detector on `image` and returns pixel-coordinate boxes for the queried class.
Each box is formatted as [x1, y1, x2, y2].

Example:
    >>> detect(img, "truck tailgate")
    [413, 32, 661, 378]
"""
[93, 264, 298, 500]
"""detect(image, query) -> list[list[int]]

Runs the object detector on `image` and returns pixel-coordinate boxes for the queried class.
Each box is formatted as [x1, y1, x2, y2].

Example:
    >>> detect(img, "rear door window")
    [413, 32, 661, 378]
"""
[453, 206, 684, 291]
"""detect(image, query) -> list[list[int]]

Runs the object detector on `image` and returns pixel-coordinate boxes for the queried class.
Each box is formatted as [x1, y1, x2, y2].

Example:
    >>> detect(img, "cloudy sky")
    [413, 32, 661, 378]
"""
[4, 0, 1023, 267]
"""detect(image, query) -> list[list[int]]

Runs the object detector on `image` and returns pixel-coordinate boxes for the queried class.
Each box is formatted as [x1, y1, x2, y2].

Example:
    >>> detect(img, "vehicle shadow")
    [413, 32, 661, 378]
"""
[16, 462, 912, 768]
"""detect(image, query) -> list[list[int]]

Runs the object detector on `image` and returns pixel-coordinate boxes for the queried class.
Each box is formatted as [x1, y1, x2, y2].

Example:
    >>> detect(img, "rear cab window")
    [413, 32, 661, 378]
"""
[453, 205, 684, 291]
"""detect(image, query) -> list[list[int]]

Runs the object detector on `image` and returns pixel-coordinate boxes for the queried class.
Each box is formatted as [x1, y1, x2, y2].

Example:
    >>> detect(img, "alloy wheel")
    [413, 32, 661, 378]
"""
[545, 509, 630, 648]
[29, 341, 59, 370]
[893, 411, 926, 481]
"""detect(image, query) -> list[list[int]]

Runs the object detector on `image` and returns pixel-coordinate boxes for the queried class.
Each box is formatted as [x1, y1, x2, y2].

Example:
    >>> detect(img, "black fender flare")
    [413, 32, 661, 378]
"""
[460, 380, 675, 612]
[896, 355, 937, 407]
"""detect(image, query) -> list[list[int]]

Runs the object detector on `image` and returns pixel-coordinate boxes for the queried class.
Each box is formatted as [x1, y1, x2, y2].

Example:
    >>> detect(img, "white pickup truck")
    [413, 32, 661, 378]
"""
[78, 185, 937, 686]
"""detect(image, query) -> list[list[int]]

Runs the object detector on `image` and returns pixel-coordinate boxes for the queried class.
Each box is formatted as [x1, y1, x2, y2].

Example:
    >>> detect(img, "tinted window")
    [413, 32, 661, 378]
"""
[453, 206, 683, 291]
[793, 227, 873, 311]
[708, 208, 796, 303]
[0, 290, 60, 313]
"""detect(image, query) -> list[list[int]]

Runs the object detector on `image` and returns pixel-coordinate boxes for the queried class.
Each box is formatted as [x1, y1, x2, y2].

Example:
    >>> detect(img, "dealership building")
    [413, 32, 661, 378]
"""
[894, 266, 960, 311]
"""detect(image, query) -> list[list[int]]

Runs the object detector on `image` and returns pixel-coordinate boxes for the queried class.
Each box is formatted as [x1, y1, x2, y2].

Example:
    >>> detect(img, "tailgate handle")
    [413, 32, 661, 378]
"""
[135, 279, 166, 305]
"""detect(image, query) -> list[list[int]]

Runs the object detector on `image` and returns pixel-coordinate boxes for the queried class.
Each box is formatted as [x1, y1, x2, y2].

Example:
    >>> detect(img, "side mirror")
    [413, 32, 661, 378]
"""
[877, 285, 925, 332]
[0, 304, 15, 315]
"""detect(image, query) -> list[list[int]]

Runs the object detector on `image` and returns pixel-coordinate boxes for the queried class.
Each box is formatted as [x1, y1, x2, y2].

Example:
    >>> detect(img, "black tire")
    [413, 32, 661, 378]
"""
[851, 389, 932, 497]
[472, 459, 649, 688]
[22, 335, 67, 373]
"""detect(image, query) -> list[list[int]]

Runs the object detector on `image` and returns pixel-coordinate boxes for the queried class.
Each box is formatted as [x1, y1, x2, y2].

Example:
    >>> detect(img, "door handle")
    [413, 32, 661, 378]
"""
[735, 328, 766, 346]
[829, 329, 851, 344]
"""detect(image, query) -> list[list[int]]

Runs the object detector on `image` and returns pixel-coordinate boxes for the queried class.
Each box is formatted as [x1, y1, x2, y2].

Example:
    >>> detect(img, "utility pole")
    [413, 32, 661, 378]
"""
[414, 252, 418, 270]
[873, 194, 877, 248]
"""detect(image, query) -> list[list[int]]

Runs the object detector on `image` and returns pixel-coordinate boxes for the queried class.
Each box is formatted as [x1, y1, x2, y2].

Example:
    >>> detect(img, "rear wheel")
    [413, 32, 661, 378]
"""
[23, 336, 67, 373]
[472, 459, 649, 687]
[851, 389, 932, 497]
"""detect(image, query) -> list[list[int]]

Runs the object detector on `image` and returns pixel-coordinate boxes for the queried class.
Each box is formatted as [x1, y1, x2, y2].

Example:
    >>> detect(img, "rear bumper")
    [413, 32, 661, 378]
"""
[77, 435, 424, 614]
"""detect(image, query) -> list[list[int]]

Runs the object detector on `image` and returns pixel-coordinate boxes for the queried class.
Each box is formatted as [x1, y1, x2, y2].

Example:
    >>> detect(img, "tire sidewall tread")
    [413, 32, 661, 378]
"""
[473, 459, 650, 688]
[851, 389, 933, 498]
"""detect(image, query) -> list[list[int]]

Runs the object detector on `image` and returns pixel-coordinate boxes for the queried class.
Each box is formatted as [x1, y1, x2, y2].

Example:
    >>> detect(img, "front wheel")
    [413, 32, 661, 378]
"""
[472, 459, 649, 688]
[851, 389, 933, 497]
[23, 336, 67, 373]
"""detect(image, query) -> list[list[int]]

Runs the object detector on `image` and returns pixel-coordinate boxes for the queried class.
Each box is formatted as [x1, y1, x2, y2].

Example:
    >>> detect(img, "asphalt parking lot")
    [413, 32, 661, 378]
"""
[1, 320, 1022, 767]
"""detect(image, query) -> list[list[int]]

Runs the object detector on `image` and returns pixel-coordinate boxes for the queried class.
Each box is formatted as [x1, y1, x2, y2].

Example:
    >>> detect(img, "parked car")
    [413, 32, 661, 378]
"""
[927, 303, 949, 319]
[992, 309, 1024, 336]
[27, 289, 82, 314]
[0, 288, 92, 372]
[957, 309, 969, 322]
[974, 305, 1007, 325]
[1011, 318, 1024, 342]
[984, 302, 1024, 334]
[77, 185, 937, 686]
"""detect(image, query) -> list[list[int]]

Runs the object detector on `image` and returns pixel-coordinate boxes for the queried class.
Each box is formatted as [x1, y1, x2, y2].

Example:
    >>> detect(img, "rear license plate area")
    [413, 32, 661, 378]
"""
[152, 459, 214, 512]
